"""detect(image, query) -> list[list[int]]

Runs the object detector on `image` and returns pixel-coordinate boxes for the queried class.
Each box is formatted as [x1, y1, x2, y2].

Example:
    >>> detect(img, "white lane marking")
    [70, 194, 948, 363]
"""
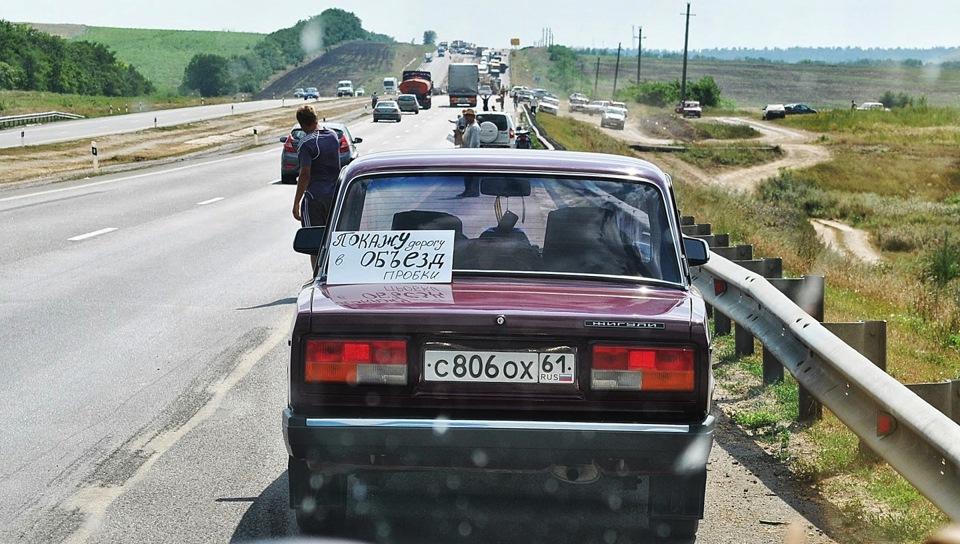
[67, 227, 118, 241]
[196, 197, 224, 206]
[0, 148, 277, 204]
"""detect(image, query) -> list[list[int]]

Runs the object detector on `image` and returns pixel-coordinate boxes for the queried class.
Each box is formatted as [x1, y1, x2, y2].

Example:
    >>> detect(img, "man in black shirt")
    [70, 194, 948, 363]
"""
[291, 105, 340, 269]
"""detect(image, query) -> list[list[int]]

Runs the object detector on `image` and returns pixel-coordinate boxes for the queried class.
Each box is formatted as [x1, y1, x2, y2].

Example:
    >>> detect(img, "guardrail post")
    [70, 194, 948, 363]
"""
[253, 127, 259, 146]
[764, 276, 826, 411]
[906, 380, 960, 425]
[20, 130, 25, 147]
[733, 258, 783, 355]
[816, 321, 887, 440]
[709, 245, 752, 336]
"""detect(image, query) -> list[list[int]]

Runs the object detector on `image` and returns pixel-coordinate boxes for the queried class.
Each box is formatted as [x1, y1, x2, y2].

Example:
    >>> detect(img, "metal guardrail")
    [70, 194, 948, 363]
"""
[692, 254, 960, 520]
[0, 111, 85, 129]
[518, 105, 562, 151]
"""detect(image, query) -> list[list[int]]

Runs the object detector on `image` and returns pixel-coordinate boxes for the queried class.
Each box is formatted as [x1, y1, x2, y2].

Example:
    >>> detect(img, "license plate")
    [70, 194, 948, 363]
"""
[423, 350, 575, 384]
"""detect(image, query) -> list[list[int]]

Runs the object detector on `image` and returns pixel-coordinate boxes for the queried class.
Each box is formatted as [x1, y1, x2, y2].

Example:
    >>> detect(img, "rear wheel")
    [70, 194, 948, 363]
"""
[289, 457, 347, 536]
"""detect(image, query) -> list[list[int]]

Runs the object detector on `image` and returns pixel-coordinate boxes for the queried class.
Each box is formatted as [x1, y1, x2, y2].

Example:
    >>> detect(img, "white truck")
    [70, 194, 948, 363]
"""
[383, 77, 398, 95]
[336, 80, 355, 97]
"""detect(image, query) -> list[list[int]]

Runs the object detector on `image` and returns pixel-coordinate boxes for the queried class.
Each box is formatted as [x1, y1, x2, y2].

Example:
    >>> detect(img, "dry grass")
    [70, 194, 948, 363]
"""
[0, 101, 364, 185]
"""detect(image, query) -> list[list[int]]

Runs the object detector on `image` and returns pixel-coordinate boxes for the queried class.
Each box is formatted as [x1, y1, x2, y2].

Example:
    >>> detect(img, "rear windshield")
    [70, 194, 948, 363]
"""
[333, 174, 682, 284]
[476, 114, 509, 131]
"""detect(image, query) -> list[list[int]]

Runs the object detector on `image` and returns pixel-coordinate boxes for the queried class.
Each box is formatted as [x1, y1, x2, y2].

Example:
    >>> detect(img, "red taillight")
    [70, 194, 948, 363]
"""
[509, 128, 515, 140]
[304, 339, 407, 385]
[591, 345, 695, 391]
[339, 134, 349, 153]
[283, 134, 296, 153]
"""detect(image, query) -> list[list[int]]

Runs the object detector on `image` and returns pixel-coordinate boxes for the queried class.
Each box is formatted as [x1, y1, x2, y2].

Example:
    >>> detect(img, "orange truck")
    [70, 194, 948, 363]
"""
[399, 70, 433, 110]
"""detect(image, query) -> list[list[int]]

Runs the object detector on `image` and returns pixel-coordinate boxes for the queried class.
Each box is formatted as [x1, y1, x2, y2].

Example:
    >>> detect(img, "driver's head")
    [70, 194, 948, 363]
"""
[296, 105, 318, 132]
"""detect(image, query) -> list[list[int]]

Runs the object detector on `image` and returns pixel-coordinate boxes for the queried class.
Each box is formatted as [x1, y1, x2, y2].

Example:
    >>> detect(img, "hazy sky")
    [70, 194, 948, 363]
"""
[8, 0, 959, 50]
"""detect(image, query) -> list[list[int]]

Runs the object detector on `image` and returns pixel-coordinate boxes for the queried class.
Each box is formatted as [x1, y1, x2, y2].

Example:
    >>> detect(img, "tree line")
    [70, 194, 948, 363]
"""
[0, 20, 153, 96]
[181, 8, 393, 97]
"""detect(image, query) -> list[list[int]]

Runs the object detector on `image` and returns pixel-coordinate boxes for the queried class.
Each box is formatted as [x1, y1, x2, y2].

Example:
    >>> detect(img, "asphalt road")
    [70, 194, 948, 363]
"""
[0, 97, 345, 150]
[0, 57, 835, 544]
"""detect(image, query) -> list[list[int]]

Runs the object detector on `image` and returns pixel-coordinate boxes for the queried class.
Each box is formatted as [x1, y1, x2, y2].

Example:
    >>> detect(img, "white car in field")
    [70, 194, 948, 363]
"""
[584, 100, 612, 116]
[601, 108, 626, 130]
[857, 102, 891, 111]
[538, 96, 560, 115]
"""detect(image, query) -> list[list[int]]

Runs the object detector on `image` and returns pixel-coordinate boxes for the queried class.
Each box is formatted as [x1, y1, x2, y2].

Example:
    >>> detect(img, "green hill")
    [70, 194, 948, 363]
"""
[31, 23, 263, 93]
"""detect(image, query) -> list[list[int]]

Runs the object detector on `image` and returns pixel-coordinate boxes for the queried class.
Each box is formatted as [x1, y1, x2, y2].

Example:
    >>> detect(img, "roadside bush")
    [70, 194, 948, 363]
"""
[617, 76, 722, 107]
[877, 231, 918, 252]
[921, 235, 960, 286]
[758, 171, 837, 218]
[880, 90, 914, 109]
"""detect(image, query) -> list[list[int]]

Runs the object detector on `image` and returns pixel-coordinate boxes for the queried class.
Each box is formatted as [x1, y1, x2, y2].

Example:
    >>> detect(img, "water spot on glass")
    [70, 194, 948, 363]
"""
[309, 473, 324, 490]
[433, 416, 450, 436]
[458, 520, 472, 537]
[376, 521, 392, 538]
[607, 493, 623, 511]
[365, 392, 381, 406]
[301, 496, 316, 514]
[446, 474, 462, 490]
[543, 477, 559, 493]
[352, 481, 368, 501]
[603, 529, 618, 544]
[471, 449, 488, 467]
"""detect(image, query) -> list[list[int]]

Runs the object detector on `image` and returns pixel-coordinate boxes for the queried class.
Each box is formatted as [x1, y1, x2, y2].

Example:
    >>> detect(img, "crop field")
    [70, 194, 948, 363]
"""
[30, 23, 264, 93]
[513, 47, 960, 108]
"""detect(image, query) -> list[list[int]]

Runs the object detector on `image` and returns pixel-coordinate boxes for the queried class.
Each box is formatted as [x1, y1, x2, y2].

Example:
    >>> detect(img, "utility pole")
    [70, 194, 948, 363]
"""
[612, 42, 622, 98]
[594, 57, 600, 97]
[633, 26, 646, 84]
[680, 2, 694, 102]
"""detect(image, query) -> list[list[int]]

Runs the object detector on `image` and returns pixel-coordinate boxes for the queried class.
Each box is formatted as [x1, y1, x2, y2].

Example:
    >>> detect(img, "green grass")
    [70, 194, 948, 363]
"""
[674, 143, 781, 171]
[31, 23, 264, 93]
[0, 90, 234, 118]
[696, 121, 761, 140]
[533, 112, 957, 541]
[780, 107, 960, 135]
[537, 113, 637, 155]
[512, 47, 960, 108]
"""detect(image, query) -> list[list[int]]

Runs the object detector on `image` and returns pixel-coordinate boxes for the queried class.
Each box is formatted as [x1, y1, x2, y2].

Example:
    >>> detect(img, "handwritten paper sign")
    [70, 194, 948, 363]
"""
[326, 230, 455, 285]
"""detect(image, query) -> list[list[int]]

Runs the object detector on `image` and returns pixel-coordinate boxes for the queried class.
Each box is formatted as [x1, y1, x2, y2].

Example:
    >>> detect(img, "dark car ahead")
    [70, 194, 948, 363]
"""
[279, 122, 361, 185]
[784, 103, 818, 115]
[286, 150, 715, 541]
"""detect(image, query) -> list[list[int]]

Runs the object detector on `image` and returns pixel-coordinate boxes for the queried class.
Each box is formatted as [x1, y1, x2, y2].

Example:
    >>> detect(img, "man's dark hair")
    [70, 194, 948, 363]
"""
[296, 105, 318, 128]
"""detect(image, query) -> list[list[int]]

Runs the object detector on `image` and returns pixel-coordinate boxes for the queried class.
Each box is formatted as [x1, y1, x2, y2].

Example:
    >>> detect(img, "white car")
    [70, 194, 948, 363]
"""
[857, 102, 891, 111]
[601, 109, 626, 130]
[476, 112, 517, 148]
[761, 104, 786, 120]
[354, 87, 366, 97]
[677, 100, 702, 118]
[510, 85, 529, 98]
[584, 100, 611, 115]
[538, 97, 560, 115]
[336, 80, 354, 97]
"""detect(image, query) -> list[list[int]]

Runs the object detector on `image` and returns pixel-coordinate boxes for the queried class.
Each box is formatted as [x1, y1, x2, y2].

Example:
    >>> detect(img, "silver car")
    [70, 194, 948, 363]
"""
[279, 122, 362, 184]
[395, 94, 420, 114]
[372, 101, 402, 122]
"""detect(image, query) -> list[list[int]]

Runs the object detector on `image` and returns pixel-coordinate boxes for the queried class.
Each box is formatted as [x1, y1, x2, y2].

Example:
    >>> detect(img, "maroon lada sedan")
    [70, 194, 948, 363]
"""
[285, 149, 714, 541]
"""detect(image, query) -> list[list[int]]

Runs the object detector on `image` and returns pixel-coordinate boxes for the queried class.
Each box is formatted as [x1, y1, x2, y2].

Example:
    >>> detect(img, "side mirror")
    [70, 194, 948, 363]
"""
[683, 236, 710, 267]
[279, 136, 288, 143]
[353, 137, 363, 144]
[294, 226, 327, 255]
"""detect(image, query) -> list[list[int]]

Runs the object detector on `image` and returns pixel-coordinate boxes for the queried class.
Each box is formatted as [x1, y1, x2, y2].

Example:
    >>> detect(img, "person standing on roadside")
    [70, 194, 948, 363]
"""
[461, 109, 481, 149]
[291, 105, 340, 270]
[371, 93, 379, 108]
